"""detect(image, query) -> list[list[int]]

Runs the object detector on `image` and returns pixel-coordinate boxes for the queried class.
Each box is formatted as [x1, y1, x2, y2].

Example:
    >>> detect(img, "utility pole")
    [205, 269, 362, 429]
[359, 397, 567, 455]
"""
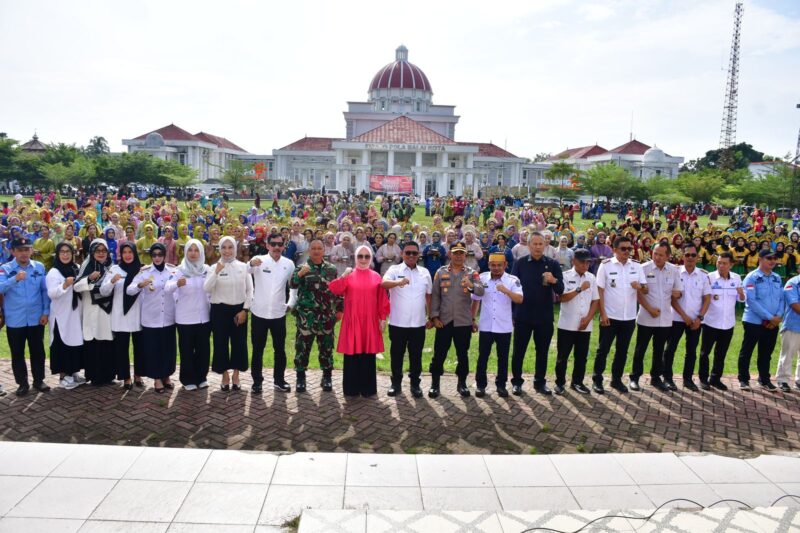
[719, 2, 744, 171]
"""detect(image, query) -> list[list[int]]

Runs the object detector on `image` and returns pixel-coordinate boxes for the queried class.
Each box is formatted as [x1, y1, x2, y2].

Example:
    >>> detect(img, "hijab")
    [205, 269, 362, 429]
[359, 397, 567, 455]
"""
[219, 236, 237, 264]
[118, 242, 142, 315]
[76, 238, 113, 314]
[355, 244, 373, 270]
[178, 239, 207, 277]
[54, 242, 80, 310]
[149, 242, 167, 272]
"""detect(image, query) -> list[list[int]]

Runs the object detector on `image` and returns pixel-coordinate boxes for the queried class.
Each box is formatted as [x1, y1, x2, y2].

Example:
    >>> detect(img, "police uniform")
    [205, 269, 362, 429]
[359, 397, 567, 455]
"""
[664, 265, 711, 388]
[555, 266, 599, 389]
[699, 270, 744, 386]
[593, 256, 647, 389]
[471, 270, 522, 391]
[738, 262, 785, 387]
[631, 260, 682, 388]
[776, 274, 800, 388]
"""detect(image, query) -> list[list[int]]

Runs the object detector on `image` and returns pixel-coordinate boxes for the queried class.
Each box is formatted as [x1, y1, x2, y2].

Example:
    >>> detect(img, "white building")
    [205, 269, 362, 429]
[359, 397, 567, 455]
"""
[748, 161, 797, 179]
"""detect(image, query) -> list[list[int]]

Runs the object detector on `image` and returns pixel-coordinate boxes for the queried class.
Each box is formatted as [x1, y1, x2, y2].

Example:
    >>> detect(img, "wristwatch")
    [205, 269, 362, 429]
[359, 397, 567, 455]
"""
[698, 315, 704, 321]
[575, 287, 582, 294]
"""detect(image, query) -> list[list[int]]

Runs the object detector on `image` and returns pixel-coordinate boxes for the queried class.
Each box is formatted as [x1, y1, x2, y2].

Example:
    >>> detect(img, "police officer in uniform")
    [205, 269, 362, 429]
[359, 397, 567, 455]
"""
[593, 236, 648, 394]
[554, 249, 599, 394]
[429, 241, 485, 398]
[664, 242, 711, 391]
[630, 242, 683, 392]
[471, 252, 523, 397]
[738, 248, 784, 391]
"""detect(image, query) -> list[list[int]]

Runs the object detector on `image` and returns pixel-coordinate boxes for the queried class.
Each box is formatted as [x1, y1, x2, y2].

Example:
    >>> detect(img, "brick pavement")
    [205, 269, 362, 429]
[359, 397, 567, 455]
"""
[0, 360, 798, 457]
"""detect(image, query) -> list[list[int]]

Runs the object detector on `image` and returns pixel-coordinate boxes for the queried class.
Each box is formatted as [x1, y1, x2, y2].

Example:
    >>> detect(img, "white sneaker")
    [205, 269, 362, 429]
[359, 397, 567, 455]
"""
[59, 377, 79, 390]
[72, 373, 87, 384]
[198, 381, 209, 389]
[0, 384, 6, 396]
[184, 384, 198, 391]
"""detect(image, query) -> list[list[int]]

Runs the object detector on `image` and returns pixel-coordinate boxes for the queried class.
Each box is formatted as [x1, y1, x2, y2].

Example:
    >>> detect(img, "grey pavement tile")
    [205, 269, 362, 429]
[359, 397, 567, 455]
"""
[0, 475, 42, 516]
[708, 482, 788, 508]
[169, 524, 255, 533]
[258, 484, 344, 526]
[0, 517, 84, 533]
[6, 477, 116, 519]
[297, 509, 366, 533]
[639, 483, 724, 509]
[51, 445, 144, 480]
[745, 454, 800, 484]
[197, 450, 278, 484]
[0, 441, 74, 477]
[366, 510, 503, 533]
[344, 486, 423, 510]
[495, 487, 579, 510]
[123, 447, 211, 482]
[612, 452, 703, 485]
[416, 455, 493, 488]
[420, 487, 502, 511]
[549, 454, 635, 487]
[90, 480, 192, 523]
[79, 521, 169, 532]
[174, 481, 268, 525]
[254, 527, 289, 533]
[775, 483, 800, 508]
[498, 510, 636, 532]
[345, 453, 418, 487]
[483, 455, 565, 487]
[678, 453, 769, 484]
[271, 453, 347, 486]
[570, 485, 654, 510]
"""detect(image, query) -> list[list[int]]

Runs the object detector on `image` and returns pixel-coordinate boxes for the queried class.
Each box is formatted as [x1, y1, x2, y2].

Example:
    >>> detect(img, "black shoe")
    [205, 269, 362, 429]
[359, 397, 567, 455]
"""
[387, 386, 399, 397]
[553, 384, 565, 395]
[457, 381, 470, 397]
[123, 383, 133, 391]
[759, 381, 778, 392]
[571, 383, 590, 395]
[15, 385, 29, 397]
[410, 386, 423, 398]
[475, 387, 486, 398]
[699, 380, 711, 391]
[252, 384, 263, 394]
[684, 380, 699, 392]
[628, 379, 641, 392]
[592, 382, 605, 394]
[534, 384, 552, 396]
[779, 382, 791, 393]
[134, 380, 145, 388]
[496, 386, 509, 398]
[296, 372, 307, 393]
[610, 380, 628, 393]
[274, 382, 291, 393]
[710, 379, 728, 391]
[651, 378, 670, 392]
[428, 386, 440, 398]
[511, 385, 523, 396]
[664, 379, 678, 391]
[32, 381, 50, 393]
[163, 381, 175, 390]
[220, 384, 230, 392]
[739, 381, 751, 391]
[231, 383, 241, 391]
[796, 379, 800, 391]
[321, 371, 333, 392]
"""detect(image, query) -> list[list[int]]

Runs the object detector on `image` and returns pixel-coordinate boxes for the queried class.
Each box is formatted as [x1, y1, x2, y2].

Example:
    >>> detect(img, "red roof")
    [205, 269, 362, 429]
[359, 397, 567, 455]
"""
[350, 116, 455, 144]
[550, 144, 607, 161]
[278, 137, 341, 151]
[459, 142, 518, 158]
[134, 124, 200, 142]
[608, 139, 651, 155]
[369, 61, 431, 92]
[194, 132, 247, 153]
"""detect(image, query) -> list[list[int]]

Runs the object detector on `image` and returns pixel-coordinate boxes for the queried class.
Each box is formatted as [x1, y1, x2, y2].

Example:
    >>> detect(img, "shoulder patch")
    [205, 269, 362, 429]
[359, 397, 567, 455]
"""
[601, 258, 611, 264]
[696, 268, 708, 274]
[631, 259, 640, 263]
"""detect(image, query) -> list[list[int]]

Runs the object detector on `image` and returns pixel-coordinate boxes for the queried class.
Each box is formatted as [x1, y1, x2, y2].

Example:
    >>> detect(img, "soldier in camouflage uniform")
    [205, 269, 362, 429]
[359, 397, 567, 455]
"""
[290, 239, 343, 392]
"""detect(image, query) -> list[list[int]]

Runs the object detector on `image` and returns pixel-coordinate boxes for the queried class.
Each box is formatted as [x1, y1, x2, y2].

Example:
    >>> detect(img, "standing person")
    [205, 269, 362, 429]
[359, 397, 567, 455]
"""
[738, 248, 785, 391]
[382, 241, 432, 398]
[128, 243, 177, 393]
[100, 242, 144, 389]
[776, 270, 800, 392]
[665, 243, 711, 391]
[166, 239, 211, 391]
[629, 243, 682, 392]
[249, 233, 295, 393]
[74, 239, 115, 386]
[554, 249, 599, 395]
[0, 237, 50, 396]
[204, 236, 253, 391]
[46, 242, 84, 390]
[555, 235, 575, 272]
[428, 241, 485, 398]
[592, 236, 648, 394]
[471, 253, 523, 397]
[375, 232, 402, 276]
[510, 232, 565, 395]
[330, 232, 355, 276]
[328, 246, 390, 397]
[589, 231, 613, 274]
[290, 239, 343, 392]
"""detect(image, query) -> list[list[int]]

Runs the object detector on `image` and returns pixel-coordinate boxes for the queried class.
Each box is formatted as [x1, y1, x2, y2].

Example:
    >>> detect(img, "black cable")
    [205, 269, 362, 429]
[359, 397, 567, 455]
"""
[770, 494, 800, 506]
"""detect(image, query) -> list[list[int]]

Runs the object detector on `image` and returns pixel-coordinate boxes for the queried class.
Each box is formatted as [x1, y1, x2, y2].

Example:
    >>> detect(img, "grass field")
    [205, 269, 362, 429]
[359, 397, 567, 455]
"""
[0, 197, 786, 381]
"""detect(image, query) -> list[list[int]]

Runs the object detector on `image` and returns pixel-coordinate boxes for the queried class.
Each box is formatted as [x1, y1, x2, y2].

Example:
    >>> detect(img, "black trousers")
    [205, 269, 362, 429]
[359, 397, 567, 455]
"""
[112, 330, 144, 381]
[178, 322, 211, 386]
[388, 325, 425, 387]
[555, 328, 591, 387]
[251, 315, 287, 386]
[343, 353, 377, 397]
[738, 321, 778, 383]
[511, 321, 554, 387]
[631, 324, 672, 381]
[211, 303, 248, 373]
[142, 325, 177, 380]
[664, 321, 702, 380]
[593, 319, 636, 384]
[7, 325, 46, 386]
[698, 325, 733, 383]
[476, 331, 511, 388]
[85, 339, 116, 384]
[49, 322, 83, 376]
[429, 321, 471, 380]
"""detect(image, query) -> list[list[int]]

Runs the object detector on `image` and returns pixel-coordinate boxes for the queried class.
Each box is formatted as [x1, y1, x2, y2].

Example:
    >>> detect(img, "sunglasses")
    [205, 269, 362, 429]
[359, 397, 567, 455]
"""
[683, 253, 697, 257]
[151, 252, 165, 257]
[356, 254, 371, 259]
[404, 251, 419, 256]
[269, 242, 284, 247]
[618, 247, 633, 252]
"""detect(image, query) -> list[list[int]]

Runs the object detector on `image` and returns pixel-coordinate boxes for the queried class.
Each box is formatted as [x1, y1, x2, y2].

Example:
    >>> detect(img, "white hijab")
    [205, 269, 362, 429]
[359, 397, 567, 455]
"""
[179, 239, 207, 277]
[355, 244, 373, 270]
[218, 236, 237, 264]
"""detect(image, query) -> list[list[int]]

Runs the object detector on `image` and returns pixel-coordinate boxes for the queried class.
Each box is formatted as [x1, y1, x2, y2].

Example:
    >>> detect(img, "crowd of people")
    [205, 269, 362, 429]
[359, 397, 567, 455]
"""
[1, 189, 799, 400]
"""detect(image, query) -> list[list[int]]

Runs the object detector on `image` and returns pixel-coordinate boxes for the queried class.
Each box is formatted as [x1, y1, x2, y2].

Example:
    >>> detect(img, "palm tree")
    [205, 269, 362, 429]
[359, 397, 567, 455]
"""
[544, 161, 580, 207]
[85, 136, 110, 157]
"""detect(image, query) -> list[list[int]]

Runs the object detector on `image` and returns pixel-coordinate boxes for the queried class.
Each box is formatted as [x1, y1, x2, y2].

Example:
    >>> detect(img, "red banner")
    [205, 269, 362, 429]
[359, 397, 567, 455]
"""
[369, 175, 413, 193]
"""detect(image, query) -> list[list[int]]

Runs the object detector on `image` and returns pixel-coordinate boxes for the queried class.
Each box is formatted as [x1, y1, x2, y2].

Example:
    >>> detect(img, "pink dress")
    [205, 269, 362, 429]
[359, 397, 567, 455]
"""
[328, 268, 390, 355]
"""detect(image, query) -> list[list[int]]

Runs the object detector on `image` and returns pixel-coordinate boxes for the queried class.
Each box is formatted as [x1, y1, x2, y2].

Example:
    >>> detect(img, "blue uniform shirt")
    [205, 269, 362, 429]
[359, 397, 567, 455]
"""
[0, 259, 50, 327]
[742, 268, 785, 325]
[782, 274, 800, 333]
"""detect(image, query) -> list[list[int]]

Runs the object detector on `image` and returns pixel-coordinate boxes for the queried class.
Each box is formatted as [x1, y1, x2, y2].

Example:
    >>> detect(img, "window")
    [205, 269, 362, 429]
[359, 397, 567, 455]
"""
[449, 178, 455, 191]
[350, 175, 356, 188]
[655, 169, 662, 176]
[416, 101, 421, 112]
[350, 158, 357, 165]
[179, 153, 187, 165]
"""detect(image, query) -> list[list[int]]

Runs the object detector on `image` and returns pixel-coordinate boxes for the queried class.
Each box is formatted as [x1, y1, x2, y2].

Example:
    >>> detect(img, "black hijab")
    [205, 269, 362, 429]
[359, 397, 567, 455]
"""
[150, 242, 167, 272]
[54, 242, 80, 310]
[118, 242, 142, 315]
[76, 239, 113, 314]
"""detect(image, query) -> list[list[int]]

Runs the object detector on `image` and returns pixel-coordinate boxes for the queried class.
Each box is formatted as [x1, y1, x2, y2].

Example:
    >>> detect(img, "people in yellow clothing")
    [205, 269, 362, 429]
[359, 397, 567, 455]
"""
[731, 237, 748, 277]
[136, 224, 157, 265]
[33, 226, 56, 271]
[745, 240, 760, 272]
[175, 223, 190, 263]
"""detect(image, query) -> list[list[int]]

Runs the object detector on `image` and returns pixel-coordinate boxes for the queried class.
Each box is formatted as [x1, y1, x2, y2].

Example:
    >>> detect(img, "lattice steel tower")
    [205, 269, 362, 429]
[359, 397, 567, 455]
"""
[720, 2, 744, 152]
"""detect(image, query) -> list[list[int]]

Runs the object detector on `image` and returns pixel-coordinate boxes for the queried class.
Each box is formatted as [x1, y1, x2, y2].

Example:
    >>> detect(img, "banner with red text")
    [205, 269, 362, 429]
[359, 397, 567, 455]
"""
[369, 175, 413, 194]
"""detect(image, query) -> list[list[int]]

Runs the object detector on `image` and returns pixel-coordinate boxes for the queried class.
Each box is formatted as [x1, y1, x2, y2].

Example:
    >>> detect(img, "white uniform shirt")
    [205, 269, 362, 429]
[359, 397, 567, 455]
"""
[637, 261, 683, 327]
[127, 266, 176, 328]
[558, 269, 599, 332]
[672, 266, 711, 323]
[596, 257, 647, 321]
[74, 275, 113, 342]
[45, 269, 83, 346]
[203, 260, 253, 309]
[100, 265, 142, 333]
[165, 267, 211, 325]
[383, 263, 432, 328]
[704, 271, 745, 330]
[249, 254, 294, 320]
[471, 272, 523, 333]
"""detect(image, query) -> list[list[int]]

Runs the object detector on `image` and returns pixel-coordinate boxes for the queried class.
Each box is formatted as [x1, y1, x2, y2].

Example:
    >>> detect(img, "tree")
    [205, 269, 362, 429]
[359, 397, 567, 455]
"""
[675, 171, 725, 203]
[161, 160, 198, 188]
[42, 143, 81, 166]
[85, 136, 110, 158]
[581, 163, 642, 201]
[0, 137, 19, 184]
[681, 142, 765, 172]
[532, 152, 551, 163]
[544, 161, 580, 205]
[221, 159, 252, 194]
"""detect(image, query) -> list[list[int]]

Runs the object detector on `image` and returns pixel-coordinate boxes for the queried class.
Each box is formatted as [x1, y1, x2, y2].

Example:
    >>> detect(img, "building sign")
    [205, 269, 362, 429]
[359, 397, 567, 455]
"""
[365, 143, 446, 152]
[369, 175, 413, 193]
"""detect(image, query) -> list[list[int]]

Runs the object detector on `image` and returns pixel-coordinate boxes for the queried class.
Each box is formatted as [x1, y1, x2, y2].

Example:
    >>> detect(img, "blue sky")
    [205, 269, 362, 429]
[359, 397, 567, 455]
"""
[1, 0, 798, 162]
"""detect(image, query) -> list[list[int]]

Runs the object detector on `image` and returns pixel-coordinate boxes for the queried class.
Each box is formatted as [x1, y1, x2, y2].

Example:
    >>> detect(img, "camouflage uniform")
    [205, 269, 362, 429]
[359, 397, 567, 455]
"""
[290, 259, 343, 372]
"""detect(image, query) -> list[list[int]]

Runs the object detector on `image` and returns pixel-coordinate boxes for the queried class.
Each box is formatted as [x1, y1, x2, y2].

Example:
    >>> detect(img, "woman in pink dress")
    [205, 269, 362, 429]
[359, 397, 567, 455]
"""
[328, 245, 390, 397]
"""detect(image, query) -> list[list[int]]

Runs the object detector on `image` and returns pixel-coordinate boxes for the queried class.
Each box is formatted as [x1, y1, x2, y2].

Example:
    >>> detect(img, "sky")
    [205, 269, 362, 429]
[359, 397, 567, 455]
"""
[1, 0, 799, 162]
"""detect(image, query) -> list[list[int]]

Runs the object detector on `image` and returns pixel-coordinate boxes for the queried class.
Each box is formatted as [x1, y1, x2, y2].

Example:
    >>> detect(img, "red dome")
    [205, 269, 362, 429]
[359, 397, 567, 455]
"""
[368, 46, 432, 92]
